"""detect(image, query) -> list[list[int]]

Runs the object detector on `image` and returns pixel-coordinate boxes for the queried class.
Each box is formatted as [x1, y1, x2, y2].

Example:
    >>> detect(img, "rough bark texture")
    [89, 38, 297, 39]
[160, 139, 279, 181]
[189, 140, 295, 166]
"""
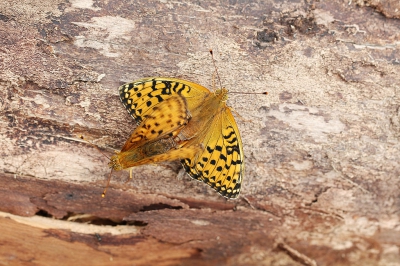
[1, 0, 399, 265]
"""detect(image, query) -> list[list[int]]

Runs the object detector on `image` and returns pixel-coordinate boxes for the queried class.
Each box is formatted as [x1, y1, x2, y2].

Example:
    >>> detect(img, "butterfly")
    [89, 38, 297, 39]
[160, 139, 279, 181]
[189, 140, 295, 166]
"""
[109, 77, 244, 199]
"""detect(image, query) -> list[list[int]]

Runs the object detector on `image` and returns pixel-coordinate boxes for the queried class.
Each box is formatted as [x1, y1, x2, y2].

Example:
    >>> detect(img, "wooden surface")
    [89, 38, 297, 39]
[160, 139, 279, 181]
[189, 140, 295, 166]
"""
[1, 0, 399, 265]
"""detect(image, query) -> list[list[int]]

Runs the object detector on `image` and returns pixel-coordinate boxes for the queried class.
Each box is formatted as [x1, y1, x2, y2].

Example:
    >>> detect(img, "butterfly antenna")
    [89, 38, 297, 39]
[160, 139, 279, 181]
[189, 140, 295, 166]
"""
[101, 169, 113, 197]
[79, 135, 111, 160]
[78, 134, 112, 198]
[210, 50, 268, 95]
[210, 50, 224, 89]
[230, 91, 268, 95]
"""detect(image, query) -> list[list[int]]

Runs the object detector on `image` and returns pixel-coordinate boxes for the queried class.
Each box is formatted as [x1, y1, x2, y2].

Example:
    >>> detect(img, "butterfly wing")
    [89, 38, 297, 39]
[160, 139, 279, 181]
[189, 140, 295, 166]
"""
[110, 138, 202, 170]
[119, 77, 210, 124]
[181, 107, 244, 199]
[120, 94, 190, 152]
[110, 138, 176, 170]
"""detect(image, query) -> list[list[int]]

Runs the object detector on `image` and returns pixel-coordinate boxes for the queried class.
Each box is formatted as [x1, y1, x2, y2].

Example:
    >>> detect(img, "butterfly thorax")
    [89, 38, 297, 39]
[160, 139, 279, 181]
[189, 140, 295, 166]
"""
[174, 88, 228, 145]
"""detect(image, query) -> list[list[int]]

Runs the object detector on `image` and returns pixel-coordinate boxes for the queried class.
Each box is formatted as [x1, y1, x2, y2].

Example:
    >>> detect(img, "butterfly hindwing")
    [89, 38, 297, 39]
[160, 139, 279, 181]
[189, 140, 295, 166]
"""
[110, 138, 177, 170]
[120, 94, 190, 152]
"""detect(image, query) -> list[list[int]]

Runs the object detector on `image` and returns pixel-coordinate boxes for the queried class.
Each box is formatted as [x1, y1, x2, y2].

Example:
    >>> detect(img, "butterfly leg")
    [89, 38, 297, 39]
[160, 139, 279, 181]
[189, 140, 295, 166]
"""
[124, 168, 134, 183]
[101, 169, 113, 198]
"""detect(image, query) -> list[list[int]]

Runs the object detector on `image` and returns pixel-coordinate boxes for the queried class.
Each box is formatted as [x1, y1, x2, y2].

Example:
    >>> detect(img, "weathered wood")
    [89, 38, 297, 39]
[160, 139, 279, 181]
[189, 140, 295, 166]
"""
[1, 0, 399, 265]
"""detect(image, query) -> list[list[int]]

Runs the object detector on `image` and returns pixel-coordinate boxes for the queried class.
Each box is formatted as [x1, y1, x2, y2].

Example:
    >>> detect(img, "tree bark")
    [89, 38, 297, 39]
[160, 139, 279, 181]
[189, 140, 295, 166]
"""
[1, 0, 399, 265]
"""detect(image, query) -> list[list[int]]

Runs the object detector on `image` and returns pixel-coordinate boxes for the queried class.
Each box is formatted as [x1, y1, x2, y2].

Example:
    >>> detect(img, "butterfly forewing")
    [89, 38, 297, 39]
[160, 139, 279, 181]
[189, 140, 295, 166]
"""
[119, 78, 209, 123]
[181, 107, 244, 199]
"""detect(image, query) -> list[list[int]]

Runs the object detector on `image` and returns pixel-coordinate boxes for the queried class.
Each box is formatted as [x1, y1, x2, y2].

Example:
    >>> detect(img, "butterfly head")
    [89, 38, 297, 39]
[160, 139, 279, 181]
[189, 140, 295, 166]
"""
[214, 88, 229, 102]
[109, 154, 123, 171]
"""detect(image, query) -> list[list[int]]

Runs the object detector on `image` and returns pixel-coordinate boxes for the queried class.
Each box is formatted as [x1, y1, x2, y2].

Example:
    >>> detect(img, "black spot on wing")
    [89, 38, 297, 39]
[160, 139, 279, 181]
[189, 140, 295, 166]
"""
[226, 145, 240, 155]
[226, 137, 237, 144]
[181, 160, 202, 181]
[223, 128, 235, 139]
[156, 95, 164, 103]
